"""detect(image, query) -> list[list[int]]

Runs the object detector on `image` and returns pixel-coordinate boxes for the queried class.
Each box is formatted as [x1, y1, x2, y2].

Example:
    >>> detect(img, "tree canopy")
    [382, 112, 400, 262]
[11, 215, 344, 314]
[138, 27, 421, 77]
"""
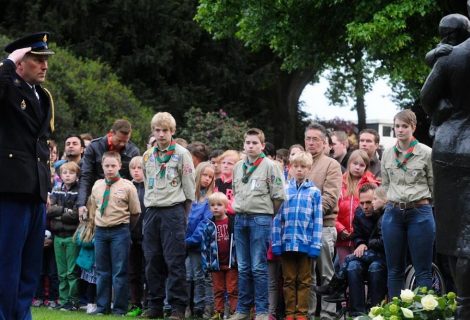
[195, 0, 459, 110]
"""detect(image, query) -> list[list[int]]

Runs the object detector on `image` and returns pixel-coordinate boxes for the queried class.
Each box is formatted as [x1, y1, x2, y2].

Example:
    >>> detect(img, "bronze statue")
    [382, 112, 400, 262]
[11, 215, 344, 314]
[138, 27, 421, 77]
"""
[420, 12, 470, 320]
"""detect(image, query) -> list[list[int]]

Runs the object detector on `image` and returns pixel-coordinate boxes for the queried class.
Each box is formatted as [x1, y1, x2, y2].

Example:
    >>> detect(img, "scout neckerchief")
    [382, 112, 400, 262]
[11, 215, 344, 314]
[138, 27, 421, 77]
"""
[101, 174, 121, 216]
[153, 139, 176, 178]
[242, 153, 265, 183]
[394, 137, 418, 172]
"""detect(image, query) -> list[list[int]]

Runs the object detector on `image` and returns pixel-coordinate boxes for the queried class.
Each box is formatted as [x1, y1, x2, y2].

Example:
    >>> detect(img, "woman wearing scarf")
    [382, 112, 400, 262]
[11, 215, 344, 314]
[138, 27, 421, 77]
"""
[380, 109, 435, 299]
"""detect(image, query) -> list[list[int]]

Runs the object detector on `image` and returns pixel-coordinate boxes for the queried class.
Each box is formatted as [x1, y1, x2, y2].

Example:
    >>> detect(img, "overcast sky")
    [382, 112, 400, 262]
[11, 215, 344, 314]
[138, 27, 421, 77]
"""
[299, 77, 400, 123]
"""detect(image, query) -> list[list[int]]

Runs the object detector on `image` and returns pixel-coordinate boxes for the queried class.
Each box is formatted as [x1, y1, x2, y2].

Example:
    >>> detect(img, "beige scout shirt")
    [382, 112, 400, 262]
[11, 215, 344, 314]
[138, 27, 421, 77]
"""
[90, 178, 141, 227]
[381, 142, 433, 203]
[306, 152, 342, 227]
[232, 156, 285, 214]
[142, 143, 196, 208]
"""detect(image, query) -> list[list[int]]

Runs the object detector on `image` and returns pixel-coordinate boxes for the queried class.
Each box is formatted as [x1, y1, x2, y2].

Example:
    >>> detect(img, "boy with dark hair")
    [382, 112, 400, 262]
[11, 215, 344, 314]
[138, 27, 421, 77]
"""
[89, 151, 141, 315]
[229, 128, 285, 320]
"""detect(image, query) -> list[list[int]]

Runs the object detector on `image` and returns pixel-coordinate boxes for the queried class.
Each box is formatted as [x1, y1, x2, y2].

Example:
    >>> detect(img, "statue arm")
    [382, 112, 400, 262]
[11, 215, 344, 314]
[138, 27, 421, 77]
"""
[420, 60, 447, 116]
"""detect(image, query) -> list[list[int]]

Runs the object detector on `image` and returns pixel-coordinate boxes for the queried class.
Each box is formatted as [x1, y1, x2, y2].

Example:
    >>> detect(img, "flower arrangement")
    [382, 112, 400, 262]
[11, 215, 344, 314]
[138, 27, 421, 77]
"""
[354, 287, 457, 320]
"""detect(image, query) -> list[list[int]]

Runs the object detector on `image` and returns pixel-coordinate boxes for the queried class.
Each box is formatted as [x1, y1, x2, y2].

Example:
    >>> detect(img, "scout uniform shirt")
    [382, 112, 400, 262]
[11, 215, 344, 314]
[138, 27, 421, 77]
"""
[232, 157, 285, 214]
[90, 178, 141, 227]
[381, 142, 433, 203]
[142, 143, 196, 207]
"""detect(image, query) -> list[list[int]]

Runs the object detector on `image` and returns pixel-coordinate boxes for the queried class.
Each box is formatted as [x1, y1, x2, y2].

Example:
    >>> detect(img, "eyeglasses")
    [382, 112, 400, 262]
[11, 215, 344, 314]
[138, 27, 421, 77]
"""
[305, 137, 323, 142]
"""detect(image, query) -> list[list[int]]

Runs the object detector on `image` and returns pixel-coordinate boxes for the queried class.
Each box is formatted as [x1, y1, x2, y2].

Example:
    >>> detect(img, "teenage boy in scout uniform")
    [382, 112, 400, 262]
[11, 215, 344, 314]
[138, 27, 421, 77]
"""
[229, 128, 285, 320]
[141, 112, 196, 320]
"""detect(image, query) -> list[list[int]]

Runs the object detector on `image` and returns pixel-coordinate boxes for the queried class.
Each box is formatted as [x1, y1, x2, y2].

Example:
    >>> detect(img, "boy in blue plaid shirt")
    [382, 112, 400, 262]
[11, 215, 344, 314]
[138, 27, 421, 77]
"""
[272, 151, 322, 320]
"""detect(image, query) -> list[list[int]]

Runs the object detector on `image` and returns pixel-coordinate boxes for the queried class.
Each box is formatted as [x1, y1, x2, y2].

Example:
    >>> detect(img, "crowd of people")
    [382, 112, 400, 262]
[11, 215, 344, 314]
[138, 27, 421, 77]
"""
[27, 108, 444, 319]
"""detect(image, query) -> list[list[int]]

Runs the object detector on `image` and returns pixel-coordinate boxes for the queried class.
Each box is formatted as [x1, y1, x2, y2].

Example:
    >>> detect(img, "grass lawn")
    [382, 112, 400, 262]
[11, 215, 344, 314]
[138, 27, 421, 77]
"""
[32, 307, 324, 320]
[31, 306, 132, 319]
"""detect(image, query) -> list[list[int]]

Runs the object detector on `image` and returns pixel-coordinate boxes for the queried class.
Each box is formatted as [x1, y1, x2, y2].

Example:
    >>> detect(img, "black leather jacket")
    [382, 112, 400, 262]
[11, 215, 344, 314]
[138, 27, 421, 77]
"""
[77, 135, 140, 207]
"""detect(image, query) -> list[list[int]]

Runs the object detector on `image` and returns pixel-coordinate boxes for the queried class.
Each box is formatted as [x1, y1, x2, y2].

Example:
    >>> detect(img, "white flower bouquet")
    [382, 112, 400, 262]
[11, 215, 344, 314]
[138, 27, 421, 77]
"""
[354, 287, 457, 320]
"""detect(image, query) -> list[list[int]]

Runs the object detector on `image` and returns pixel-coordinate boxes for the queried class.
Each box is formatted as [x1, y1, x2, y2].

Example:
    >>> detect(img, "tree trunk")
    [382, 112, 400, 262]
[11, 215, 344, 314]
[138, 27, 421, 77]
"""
[353, 49, 367, 131]
[268, 69, 315, 147]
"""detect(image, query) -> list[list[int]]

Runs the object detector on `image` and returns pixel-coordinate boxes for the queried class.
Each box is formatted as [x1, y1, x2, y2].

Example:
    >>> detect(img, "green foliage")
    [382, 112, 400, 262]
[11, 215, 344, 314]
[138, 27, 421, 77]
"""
[0, 35, 153, 149]
[179, 107, 250, 150]
[0, 0, 280, 138]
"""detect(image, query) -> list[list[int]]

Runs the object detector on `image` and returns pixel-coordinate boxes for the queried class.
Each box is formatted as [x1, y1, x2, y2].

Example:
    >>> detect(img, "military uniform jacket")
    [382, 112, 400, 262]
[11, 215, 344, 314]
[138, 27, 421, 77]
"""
[0, 59, 54, 203]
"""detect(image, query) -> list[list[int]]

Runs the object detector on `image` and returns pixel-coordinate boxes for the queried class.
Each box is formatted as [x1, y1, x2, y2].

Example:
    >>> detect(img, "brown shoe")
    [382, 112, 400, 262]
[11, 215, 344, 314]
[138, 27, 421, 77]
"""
[141, 308, 164, 319]
[168, 311, 185, 320]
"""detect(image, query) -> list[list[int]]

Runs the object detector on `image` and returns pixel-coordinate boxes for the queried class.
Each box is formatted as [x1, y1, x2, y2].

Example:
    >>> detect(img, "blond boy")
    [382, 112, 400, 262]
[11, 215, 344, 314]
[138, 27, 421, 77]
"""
[141, 112, 196, 320]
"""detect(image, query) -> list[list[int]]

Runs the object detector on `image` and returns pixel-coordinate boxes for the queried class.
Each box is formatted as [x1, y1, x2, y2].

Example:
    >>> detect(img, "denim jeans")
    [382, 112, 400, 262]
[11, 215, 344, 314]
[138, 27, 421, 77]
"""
[187, 250, 206, 312]
[95, 224, 130, 315]
[235, 213, 272, 315]
[345, 250, 387, 316]
[382, 204, 435, 298]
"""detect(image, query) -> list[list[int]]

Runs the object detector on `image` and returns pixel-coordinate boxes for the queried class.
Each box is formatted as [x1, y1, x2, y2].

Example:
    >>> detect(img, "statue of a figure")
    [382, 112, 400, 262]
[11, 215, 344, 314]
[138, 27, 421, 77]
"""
[420, 12, 470, 320]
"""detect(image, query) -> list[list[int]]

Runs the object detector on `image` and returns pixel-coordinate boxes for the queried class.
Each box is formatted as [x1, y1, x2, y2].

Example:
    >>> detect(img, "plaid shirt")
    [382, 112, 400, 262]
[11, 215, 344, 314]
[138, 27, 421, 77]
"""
[272, 178, 323, 258]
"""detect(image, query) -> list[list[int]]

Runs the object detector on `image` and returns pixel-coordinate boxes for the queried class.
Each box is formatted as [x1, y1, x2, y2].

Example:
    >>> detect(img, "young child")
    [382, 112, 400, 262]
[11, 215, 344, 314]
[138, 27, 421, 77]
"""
[185, 161, 216, 318]
[214, 150, 240, 215]
[230, 128, 285, 320]
[89, 151, 141, 315]
[315, 184, 386, 317]
[47, 161, 81, 311]
[271, 151, 323, 320]
[74, 198, 97, 314]
[127, 156, 147, 317]
[201, 192, 237, 320]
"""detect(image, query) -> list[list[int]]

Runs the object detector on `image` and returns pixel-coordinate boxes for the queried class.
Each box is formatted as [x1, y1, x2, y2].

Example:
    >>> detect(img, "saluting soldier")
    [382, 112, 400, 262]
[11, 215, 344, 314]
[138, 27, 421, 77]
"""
[0, 32, 55, 320]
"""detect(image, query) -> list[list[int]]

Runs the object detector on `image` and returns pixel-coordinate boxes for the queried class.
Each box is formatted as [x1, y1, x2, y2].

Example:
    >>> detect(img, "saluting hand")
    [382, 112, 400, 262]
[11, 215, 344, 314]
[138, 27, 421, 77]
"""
[8, 47, 32, 64]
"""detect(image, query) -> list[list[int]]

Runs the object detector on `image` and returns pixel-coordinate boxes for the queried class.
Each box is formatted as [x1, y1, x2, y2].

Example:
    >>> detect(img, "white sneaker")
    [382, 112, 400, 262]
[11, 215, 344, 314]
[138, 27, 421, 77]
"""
[86, 303, 97, 314]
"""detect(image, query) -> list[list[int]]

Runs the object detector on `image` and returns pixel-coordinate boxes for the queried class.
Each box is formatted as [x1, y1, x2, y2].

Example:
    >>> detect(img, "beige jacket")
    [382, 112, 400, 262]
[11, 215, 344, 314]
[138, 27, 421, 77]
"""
[307, 153, 342, 227]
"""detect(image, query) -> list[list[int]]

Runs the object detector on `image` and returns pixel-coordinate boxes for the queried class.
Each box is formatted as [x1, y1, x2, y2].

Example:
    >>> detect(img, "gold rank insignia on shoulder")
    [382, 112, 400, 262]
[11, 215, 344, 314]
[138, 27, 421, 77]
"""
[20, 100, 27, 110]
[43, 34, 47, 42]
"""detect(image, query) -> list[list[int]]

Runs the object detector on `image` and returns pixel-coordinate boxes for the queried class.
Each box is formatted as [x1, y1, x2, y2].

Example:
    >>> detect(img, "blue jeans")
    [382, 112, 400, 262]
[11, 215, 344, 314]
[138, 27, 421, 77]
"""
[344, 251, 387, 316]
[0, 199, 45, 320]
[382, 204, 435, 298]
[234, 214, 271, 315]
[95, 224, 130, 315]
[187, 251, 207, 312]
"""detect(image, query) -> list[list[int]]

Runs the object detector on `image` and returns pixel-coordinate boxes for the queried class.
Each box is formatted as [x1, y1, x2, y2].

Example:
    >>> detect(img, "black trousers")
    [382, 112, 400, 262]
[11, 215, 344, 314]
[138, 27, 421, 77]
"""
[447, 255, 470, 320]
[143, 204, 187, 313]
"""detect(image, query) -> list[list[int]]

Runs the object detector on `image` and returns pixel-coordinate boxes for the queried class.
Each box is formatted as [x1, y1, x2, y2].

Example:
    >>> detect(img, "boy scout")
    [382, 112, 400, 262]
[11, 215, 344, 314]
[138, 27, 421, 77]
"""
[229, 128, 285, 320]
[141, 112, 196, 320]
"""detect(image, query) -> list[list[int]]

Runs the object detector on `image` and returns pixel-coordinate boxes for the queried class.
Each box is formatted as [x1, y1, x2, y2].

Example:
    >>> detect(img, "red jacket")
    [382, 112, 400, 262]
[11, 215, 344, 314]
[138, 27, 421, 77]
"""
[335, 171, 379, 248]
